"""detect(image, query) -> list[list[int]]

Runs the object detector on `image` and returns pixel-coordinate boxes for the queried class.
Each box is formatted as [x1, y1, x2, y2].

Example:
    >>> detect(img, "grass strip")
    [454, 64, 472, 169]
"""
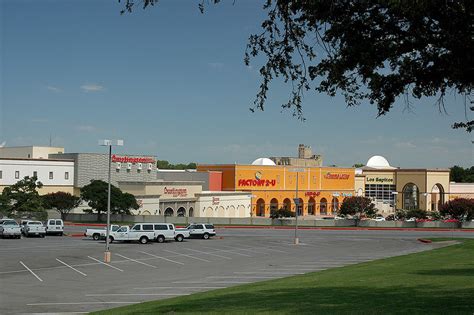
[92, 239, 474, 314]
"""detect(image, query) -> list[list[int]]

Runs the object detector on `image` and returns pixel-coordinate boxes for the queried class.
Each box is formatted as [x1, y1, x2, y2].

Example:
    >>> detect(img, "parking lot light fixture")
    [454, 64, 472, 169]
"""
[289, 168, 305, 245]
[99, 139, 123, 263]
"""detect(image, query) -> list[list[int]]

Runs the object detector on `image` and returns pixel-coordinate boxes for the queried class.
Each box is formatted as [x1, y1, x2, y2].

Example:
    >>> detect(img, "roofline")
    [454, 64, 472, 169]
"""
[0, 157, 74, 162]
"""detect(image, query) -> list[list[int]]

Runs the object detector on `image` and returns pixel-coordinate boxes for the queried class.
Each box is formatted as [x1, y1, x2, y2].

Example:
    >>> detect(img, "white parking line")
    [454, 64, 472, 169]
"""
[115, 254, 158, 268]
[86, 293, 189, 296]
[133, 286, 225, 290]
[26, 302, 138, 306]
[185, 248, 232, 260]
[200, 246, 252, 257]
[19, 261, 43, 282]
[238, 244, 287, 253]
[138, 251, 185, 265]
[56, 258, 87, 276]
[218, 245, 262, 254]
[87, 256, 124, 272]
[164, 249, 211, 262]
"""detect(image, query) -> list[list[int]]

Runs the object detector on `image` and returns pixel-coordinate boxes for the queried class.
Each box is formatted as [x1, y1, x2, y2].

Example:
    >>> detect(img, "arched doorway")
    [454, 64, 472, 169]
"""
[177, 207, 186, 217]
[217, 206, 225, 217]
[256, 198, 265, 217]
[142, 210, 151, 215]
[189, 207, 194, 217]
[430, 184, 445, 211]
[205, 207, 213, 217]
[228, 205, 236, 217]
[164, 207, 174, 217]
[320, 198, 327, 215]
[308, 197, 315, 215]
[296, 198, 304, 216]
[237, 205, 246, 217]
[270, 198, 279, 212]
[283, 198, 291, 211]
[403, 183, 419, 210]
[331, 197, 339, 214]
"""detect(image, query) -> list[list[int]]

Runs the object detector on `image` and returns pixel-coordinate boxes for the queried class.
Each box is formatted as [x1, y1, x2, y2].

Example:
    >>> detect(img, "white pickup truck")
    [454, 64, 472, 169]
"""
[0, 219, 22, 239]
[21, 220, 46, 237]
[108, 223, 190, 244]
[84, 224, 120, 240]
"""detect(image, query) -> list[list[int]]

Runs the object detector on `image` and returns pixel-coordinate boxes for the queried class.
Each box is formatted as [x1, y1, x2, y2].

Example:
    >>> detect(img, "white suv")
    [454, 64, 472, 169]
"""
[46, 219, 64, 236]
[187, 223, 216, 239]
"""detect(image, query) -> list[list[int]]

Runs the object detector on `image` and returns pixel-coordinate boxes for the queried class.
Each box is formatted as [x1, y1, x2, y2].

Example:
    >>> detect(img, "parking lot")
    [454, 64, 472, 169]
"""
[1, 227, 473, 314]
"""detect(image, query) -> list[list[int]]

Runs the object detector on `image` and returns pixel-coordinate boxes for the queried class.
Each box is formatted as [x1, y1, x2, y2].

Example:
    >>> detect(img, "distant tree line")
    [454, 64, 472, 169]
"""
[450, 166, 474, 183]
[156, 160, 196, 170]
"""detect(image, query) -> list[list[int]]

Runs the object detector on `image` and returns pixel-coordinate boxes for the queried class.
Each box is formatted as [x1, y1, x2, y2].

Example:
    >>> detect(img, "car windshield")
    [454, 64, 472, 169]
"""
[3, 221, 18, 226]
[117, 227, 127, 232]
[29, 222, 42, 225]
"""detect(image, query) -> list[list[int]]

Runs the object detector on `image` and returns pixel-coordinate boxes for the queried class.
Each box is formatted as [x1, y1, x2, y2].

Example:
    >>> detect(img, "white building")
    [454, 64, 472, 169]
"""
[195, 191, 252, 218]
[0, 158, 75, 195]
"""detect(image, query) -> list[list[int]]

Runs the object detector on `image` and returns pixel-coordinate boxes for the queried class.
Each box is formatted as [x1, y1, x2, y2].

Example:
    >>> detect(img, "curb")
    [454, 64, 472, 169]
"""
[417, 238, 433, 243]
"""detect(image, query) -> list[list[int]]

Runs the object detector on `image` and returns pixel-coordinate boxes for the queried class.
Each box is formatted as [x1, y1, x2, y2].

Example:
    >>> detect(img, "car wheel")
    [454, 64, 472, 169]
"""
[41, 234, 45, 238]
[92, 234, 100, 241]
[139, 236, 148, 244]
[175, 234, 184, 242]
[203, 233, 210, 240]
[157, 235, 165, 243]
[59, 232, 63, 236]
[108, 236, 114, 243]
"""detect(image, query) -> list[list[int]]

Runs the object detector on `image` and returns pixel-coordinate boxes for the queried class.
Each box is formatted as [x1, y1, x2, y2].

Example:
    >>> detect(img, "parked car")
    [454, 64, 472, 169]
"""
[186, 223, 216, 239]
[84, 224, 120, 240]
[372, 216, 386, 222]
[108, 223, 190, 244]
[405, 217, 416, 222]
[154, 223, 190, 243]
[0, 219, 22, 239]
[45, 219, 64, 236]
[21, 220, 46, 237]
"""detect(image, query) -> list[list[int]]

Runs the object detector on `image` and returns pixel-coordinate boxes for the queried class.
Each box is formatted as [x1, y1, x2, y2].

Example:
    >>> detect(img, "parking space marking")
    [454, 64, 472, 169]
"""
[115, 254, 158, 268]
[174, 281, 252, 284]
[199, 246, 252, 257]
[56, 258, 87, 277]
[26, 302, 138, 306]
[238, 244, 287, 253]
[217, 245, 265, 254]
[138, 251, 185, 265]
[164, 249, 211, 262]
[185, 248, 232, 260]
[19, 261, 43, 282]
[133, 286, 226, 290]
[207, 276, 278, 279]
[87, 256, 124, 272]
[86, 293, 190, 297]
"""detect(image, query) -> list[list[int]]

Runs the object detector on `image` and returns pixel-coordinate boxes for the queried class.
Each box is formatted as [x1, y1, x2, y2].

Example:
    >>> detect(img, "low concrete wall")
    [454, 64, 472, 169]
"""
[462, 221, 474, 229]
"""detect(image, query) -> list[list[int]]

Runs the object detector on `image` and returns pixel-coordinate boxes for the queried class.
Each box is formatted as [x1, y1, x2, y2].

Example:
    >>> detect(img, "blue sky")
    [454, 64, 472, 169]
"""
[1, 0, 473, 168]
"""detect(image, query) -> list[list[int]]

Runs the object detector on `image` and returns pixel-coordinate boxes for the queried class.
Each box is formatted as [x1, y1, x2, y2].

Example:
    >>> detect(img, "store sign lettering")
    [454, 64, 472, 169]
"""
[112, 155, 155, 164]
[212, 197, 220, 205]
[238, 179, 276, 187]
[305, 191, 321, 197]
[164, 187, 187, 197]
[324, 172, 350, 180]
[366, 177, 393, 183]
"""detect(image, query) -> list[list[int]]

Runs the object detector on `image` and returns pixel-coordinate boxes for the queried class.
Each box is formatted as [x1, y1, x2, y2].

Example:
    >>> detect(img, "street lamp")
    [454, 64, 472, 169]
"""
[290, 168, 304, 245]
[99, 139, 123, 263]
[391, 191, 398, 215]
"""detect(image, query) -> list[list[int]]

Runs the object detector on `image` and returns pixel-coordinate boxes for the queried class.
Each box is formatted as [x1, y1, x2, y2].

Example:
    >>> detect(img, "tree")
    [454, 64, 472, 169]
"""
[1, 176, 47, 220]
[339, 196, 377, 226]
[121, 0, 473, 132]
[42, 192, 81, 221]
[270, 208, 295, 219]
[156, 160, 197, 170]
[80, 180, 139, 218]
[440, 198, 474, 227]
[450, 166, 474, 183]
[352, 163, 365, 168]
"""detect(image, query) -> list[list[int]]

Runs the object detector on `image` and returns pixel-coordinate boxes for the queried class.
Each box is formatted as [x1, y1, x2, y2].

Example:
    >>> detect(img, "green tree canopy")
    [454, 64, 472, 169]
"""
[1, 176, 46, 220]
[450, 166, 474, 183]
[42, 192, 81, 220]
[80, 180, 139, 216]
[339, 196, 377, 219]
[121, 0, 473, 131]
[156, 160, 197, 170]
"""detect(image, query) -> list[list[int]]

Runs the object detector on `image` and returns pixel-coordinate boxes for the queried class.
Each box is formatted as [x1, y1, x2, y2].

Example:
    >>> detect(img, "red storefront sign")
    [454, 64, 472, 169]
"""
[304, 191, 321, 197]
[112, 155, 155, 164]
[324, 172, 350, 180]
[237, 179, 276, 187]
[164, 187, 188, 197]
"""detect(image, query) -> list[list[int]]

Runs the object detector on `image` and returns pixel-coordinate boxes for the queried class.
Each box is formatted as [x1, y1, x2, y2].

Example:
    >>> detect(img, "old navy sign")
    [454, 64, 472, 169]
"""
[112, 155, 155, 164]
[324, 172, 350, 180]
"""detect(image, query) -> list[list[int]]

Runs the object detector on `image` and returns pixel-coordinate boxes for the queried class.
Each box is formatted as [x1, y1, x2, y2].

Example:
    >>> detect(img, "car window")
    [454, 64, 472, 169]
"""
[196, 224, 203, 229]
[30, 222, 42, 225]
[4, 220, 17, 226]
[112, 226, 120, 232]
[143, 224, 153, 231]
[49, 220, 55, 225]
[117, 227, 127, 232]
[205, 224, 214, 229]
[154, 224, 167, 230]
[168, 225, 174, 230]
[56, 220, 62, 225]
[131, 225, 141, 231]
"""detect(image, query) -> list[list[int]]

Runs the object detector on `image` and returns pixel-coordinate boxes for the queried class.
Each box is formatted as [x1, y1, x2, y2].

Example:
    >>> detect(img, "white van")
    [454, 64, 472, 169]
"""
[45, 219, 64, 236]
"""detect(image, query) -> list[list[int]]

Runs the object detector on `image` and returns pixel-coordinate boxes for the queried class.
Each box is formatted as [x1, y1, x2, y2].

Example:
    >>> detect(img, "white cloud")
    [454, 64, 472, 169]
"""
[76, 125, 97, 132]
[80, 83, 104, 92]
[46, 85, 61, 93]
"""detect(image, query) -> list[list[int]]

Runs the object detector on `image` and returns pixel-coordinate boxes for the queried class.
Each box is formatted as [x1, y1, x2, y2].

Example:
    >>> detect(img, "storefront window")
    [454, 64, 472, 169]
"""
[403, 183, 419, 210]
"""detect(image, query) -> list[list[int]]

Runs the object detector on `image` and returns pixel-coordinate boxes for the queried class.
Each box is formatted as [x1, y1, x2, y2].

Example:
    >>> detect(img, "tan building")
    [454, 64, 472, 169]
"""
[0, 146, 64, 159]
[270, 144, 323, 167]
[355, 156, 450, 214]
[449, 183, 474, 200]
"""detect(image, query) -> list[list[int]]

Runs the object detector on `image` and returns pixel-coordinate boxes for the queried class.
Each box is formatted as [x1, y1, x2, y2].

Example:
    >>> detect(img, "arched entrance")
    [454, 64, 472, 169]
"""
[270, 198, 279, 212]
[403, 183, 419, 210]
[164, 207, 174, 217]
[205, 207, 213, 217]
[217, 206, 225, 217]
[331, 197, 339, 214]
[308, 197, 315, 215]
[430, 184, 445, 211]
[177, 207, 186, 217]
[189, 207, 194, 217]
[320, 198, 327, 215]
[296, 198, 304, 216]
[237, 205, 246, 217]
[283, 198, 291, 211]
[228, 205, 236, 217]
[256, 198, 265, 217]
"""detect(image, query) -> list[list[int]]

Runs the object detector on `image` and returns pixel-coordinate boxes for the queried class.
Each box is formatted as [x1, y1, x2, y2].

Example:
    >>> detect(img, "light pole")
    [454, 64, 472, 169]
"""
[290, 168, 304, 245]
[99, 139, 123, 263]
[391, 191, 398, 217]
